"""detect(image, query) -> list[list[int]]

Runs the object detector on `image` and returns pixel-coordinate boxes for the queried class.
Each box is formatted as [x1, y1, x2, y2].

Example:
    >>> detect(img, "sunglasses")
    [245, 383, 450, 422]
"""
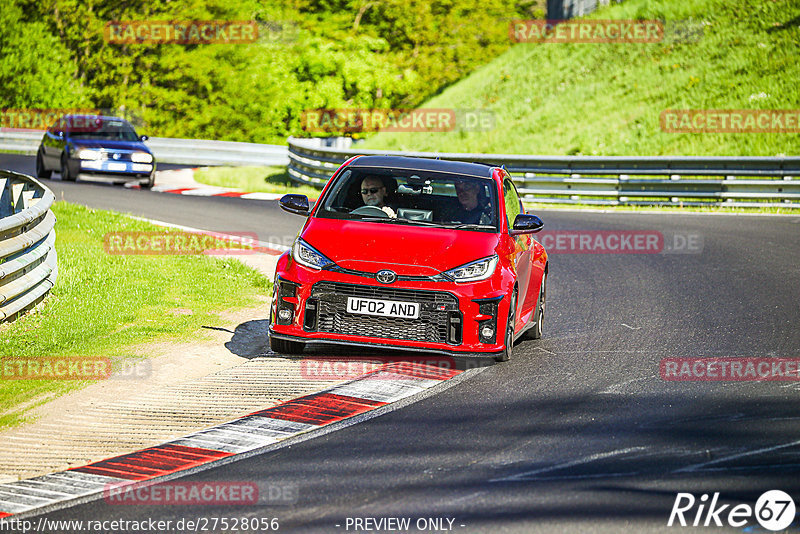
[361, 187, 383, 195]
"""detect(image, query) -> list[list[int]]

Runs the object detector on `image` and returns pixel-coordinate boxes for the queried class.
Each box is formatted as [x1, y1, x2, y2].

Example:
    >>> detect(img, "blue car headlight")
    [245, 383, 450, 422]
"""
[131, 152, 153, 163]
[444, 255, 499, 282]
[292, 238, 334, 270]
[76, 148, 102, 160]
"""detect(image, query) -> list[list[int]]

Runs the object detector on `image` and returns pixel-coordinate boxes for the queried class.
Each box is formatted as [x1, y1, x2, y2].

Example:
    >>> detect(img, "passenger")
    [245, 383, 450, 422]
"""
[451, 180, 492, 225]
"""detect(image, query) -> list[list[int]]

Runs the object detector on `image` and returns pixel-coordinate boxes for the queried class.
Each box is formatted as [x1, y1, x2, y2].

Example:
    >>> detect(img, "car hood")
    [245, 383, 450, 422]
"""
[68, 139, 151, 153]
[303, 218, 500, 276]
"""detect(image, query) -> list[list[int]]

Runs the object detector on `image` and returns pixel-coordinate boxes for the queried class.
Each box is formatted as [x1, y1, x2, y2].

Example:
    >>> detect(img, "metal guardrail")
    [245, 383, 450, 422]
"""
[0, 129, 288, 167]
[287, 137, 800, 208]
[0, 170, 57, 321]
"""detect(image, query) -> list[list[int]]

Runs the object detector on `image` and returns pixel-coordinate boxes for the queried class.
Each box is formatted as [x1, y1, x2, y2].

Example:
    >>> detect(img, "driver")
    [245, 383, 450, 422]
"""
[360, 176, 396, 218]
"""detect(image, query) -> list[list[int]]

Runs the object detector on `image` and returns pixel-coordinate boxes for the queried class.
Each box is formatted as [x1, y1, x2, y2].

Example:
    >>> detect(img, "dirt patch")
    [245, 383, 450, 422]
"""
[0, 250, 376, 483]
[0, 293, 382, 482]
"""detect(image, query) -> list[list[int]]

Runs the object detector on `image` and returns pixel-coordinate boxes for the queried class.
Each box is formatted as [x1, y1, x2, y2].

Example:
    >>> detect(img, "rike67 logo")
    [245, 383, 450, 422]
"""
[668, 490, 796, 531]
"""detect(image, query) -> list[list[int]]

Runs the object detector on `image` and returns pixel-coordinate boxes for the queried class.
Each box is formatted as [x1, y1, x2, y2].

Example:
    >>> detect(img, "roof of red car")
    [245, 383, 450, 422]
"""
[348, 155, 497, 178]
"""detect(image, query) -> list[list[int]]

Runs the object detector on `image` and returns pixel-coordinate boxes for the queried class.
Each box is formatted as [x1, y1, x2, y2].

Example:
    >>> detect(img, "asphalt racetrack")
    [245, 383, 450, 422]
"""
[3, 153, 800, 533]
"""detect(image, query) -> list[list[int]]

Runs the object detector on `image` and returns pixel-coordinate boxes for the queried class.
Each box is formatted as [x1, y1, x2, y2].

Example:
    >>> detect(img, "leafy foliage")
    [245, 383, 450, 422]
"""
[0, 1, 87, 108]
[363, 0, 800, 156]
[1, 0, 529, 142]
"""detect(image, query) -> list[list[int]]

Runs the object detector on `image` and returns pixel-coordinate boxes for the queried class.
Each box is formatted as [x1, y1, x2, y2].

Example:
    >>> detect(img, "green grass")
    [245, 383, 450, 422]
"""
[193, 166, 322, 197]
[0, 202, 271, 429]
[361, 0, 800, 156]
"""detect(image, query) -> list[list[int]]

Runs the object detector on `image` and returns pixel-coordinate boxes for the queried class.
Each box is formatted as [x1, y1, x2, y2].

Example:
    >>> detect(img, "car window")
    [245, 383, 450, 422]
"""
[67, 118, 139, 141]
[316, 167, 498, 231]
[51, 116, 101, 135]
[503, 177, 521, 231]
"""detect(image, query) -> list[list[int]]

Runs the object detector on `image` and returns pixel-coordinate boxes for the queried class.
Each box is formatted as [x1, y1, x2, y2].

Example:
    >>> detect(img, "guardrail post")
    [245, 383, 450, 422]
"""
[11, 182, 24, 213]
[0, 178, 10, 218]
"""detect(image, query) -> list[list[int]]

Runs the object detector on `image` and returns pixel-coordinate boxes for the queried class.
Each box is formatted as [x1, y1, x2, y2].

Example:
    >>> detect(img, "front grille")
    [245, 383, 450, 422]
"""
[308, 281, 461, 344]
[100, 152, 134, 162]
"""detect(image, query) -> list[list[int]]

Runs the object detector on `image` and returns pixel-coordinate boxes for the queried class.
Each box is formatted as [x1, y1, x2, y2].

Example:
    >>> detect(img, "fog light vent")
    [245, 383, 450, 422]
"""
[475, 297, 501, 344]
[447, 312, 463, 345]
[303, 298, 318, 331]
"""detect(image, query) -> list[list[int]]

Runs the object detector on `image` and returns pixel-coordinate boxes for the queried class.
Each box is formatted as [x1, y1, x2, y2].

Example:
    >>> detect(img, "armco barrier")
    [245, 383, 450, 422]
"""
[0, 170, 57, 321]
[287, 137, 800, 208]
[0, 129, 288, 167]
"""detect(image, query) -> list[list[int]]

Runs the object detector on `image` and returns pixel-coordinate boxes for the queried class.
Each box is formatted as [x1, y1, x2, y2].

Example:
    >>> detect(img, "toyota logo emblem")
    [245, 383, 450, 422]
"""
[112, 153, 121, 160]
[376, 270, 397, 284]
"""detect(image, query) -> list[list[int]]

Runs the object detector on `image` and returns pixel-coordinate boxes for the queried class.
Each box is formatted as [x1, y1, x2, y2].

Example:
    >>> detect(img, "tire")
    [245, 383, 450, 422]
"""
[60, 153, 76, 181]
[527, 275, 546, 340]
[495, 291, 517, 362]
[36, 149, 51, 179]
[269, 334, 305, 355]
[141, 173, 155, 189]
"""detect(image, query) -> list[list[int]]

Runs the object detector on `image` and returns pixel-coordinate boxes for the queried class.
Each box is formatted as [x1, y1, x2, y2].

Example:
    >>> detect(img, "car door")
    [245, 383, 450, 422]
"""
[503, 176, 535, 327]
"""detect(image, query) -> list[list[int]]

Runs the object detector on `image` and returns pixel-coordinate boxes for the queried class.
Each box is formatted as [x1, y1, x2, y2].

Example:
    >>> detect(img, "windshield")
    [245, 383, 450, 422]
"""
[65, 118, 140, 141]
[316, 167, 499, 231]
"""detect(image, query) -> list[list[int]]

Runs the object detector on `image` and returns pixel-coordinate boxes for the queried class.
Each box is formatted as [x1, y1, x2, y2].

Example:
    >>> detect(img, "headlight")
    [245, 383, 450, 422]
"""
[444, 255, 499, 282]
[76, 148, 102, 160]
[131, 152, 153, 163]
[292, 238, 334, 270]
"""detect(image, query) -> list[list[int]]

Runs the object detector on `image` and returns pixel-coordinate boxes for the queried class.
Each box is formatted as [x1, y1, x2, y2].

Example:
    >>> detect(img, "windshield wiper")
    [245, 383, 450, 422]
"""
[399, 219, 448, 227]
[451, 223, 496, 230]
[358, 217, 448, 228]
[357, 217, 400, 223]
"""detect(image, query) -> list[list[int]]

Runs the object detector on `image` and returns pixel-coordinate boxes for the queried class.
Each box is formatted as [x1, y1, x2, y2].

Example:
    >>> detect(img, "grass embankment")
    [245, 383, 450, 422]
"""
[193, 166, 321, 197]
[361, 0, 800, 156]
[194, 0, 799, 212]
[0, 202, 271, 429]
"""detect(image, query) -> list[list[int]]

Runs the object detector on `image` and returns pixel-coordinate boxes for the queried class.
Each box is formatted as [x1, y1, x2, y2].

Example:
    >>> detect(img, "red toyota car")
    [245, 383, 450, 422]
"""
[269, 156, 548, 361]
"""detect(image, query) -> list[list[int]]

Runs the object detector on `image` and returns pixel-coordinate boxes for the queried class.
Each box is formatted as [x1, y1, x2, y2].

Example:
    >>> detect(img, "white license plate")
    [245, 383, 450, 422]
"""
[346, 297, 419, 319]
[107, 162, 127, 171]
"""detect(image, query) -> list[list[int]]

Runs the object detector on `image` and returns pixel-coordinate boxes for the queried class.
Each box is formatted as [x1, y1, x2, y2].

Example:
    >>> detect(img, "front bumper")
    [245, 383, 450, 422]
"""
[268, 330, 503, 358]
[78, 158, 154, 178]
[270, 253, 513, 355]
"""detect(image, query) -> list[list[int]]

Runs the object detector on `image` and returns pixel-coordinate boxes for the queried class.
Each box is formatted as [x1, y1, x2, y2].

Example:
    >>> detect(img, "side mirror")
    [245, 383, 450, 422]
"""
[140, 135, 149, 142]
[279, 194, 310, 215]
[510, 214, 543, 235]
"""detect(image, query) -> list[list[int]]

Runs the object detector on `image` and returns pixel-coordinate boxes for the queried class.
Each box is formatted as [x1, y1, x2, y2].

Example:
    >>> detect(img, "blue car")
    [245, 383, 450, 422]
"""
[36, 115, 156, 188]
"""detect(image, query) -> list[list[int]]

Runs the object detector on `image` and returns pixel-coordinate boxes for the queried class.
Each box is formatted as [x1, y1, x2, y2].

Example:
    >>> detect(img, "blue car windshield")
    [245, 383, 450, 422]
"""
[317, 167, 499, 231]
[67, 119, 140, 141]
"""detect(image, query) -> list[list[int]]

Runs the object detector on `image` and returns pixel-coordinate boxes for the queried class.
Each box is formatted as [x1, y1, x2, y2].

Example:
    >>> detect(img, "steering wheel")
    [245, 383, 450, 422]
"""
[351, 205, 389, 218]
